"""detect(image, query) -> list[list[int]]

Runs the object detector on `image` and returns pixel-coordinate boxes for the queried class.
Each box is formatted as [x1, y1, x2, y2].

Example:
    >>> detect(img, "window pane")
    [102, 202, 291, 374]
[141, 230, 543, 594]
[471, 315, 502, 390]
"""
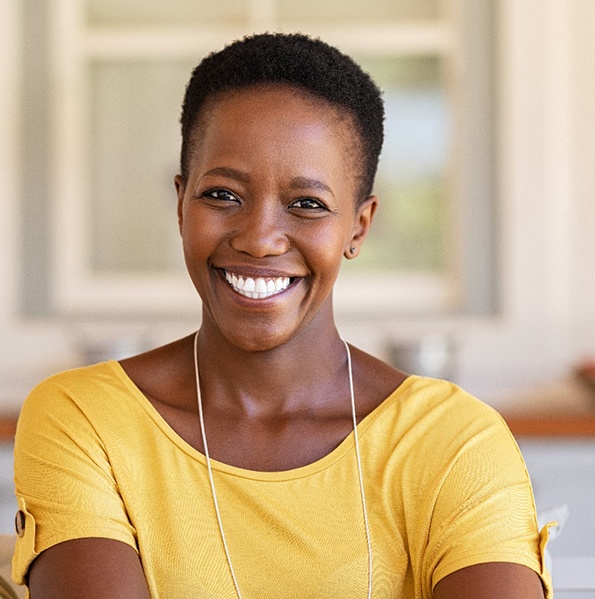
[88, 60, 195, 274]
[277, 0, 441, 25]
[85, 0, 247, 27]
[342, 55, 451, 275]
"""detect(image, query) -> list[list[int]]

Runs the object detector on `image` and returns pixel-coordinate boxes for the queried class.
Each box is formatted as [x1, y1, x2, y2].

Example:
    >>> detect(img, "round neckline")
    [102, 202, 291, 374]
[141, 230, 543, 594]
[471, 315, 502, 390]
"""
[107, 359, 416, 482]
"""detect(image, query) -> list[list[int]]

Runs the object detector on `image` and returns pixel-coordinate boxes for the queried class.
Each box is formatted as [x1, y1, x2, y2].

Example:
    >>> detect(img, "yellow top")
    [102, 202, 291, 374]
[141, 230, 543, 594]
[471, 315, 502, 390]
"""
[13, 362, 552, 598]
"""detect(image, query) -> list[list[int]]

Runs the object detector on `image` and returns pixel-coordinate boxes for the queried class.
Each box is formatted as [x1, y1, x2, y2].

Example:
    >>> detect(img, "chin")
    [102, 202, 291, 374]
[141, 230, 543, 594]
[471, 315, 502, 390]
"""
[223, 325, 293, 353]
[201, 292, 333, 353]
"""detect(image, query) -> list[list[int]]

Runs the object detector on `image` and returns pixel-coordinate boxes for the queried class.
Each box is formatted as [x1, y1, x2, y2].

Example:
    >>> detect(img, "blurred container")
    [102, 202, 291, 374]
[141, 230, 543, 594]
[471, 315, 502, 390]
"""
[385, 334, 456, 381]
[575, 359, 595, 400]
[77, 335, 149, 365]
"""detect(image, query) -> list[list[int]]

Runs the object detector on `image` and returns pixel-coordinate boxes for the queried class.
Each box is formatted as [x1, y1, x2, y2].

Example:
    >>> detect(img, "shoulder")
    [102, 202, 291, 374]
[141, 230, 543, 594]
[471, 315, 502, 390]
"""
[23, 362, 130, 408]
[16, 362, 138, 447]
[362, 374, 517, 471]
[392, 378, 527, 491]
[14, 360, 164, 490]
[391, 374, 506, 433]
[350, 343, 505, 438]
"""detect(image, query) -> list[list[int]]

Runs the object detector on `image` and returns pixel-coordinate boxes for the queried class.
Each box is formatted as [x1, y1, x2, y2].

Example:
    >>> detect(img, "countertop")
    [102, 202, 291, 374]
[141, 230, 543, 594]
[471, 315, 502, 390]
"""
[495, 377, 595, 437]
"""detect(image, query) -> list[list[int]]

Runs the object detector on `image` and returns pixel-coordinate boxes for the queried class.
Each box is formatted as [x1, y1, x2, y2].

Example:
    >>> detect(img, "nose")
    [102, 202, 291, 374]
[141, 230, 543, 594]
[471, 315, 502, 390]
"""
[229, 201, 290, 258]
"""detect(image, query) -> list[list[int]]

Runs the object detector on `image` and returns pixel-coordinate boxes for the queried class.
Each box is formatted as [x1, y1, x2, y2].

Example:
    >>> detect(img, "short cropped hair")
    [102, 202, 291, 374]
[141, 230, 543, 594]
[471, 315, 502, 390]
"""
[179, 32, 384, 203]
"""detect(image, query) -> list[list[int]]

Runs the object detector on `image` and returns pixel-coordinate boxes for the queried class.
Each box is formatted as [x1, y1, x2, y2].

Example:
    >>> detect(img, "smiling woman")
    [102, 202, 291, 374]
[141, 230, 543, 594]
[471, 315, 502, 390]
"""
[12, 33, 551, 599]
[176, 82, 375, 353]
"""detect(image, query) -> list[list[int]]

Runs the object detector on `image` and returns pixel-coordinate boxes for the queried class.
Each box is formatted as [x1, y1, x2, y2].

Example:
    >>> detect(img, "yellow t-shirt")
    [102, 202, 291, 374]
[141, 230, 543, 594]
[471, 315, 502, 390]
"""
[13, 362, 552, 598]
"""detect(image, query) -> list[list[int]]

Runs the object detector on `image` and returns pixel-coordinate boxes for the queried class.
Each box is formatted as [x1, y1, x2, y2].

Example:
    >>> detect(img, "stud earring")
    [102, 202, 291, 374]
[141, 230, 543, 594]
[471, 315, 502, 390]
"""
[349, 247, 356, 255]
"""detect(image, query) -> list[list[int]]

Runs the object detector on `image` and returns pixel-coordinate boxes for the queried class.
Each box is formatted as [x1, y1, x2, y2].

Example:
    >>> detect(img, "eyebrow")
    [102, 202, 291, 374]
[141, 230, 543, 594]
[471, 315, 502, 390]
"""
[289, 176, 334, 197]
[202, 166, 251, 183]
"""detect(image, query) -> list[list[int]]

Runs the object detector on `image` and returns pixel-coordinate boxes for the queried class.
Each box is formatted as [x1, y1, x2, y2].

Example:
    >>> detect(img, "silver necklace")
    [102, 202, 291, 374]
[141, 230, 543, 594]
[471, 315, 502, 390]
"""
[193, 332, 373, 599]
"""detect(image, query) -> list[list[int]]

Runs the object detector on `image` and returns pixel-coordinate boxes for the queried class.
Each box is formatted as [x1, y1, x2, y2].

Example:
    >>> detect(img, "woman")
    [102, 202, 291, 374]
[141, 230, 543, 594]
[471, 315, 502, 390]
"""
[13, 33, 552, 598]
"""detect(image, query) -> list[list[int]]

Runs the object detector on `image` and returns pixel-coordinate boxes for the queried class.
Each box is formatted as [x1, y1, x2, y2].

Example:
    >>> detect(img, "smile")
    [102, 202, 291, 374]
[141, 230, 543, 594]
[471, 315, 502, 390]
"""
[224, 270, 292, 299]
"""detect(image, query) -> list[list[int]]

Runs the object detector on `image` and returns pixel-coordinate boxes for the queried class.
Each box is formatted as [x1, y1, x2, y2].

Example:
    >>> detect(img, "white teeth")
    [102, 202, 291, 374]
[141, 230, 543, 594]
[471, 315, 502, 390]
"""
[224, 271, 292, 299]
[278, 277, 290, 291]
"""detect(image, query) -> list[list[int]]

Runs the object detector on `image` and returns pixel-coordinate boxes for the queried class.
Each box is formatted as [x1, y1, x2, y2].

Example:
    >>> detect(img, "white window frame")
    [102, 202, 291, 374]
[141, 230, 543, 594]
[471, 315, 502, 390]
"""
[49, 0, 468, 317]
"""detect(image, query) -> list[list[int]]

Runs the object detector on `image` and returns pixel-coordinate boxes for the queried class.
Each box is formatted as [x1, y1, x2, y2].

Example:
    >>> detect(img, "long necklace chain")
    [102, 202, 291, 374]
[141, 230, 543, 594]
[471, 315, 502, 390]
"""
[193, 332, 373, 599]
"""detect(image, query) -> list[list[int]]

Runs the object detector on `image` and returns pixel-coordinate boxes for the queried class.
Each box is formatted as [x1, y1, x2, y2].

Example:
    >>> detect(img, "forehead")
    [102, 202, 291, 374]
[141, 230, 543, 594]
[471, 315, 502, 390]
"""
[189, 84, 362, 170]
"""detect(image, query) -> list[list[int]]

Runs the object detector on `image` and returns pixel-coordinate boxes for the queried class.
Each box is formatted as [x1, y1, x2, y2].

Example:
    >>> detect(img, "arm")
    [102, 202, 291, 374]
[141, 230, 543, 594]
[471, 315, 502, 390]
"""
[13, 375, 144, 592]
[433, 562, 546, 599]
[28, 538, 150, 599]
[416, 392, 552, 597]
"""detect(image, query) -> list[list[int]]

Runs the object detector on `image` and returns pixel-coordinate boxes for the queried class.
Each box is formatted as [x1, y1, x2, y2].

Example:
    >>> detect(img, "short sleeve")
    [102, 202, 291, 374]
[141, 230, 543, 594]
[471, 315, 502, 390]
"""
[424, 410, 553, 598]
[12, 377, 137, 586]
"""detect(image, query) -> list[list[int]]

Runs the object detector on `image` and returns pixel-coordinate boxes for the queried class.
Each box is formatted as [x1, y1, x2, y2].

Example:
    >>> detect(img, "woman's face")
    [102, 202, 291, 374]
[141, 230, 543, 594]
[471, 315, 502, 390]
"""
[176, 84, 376, 352]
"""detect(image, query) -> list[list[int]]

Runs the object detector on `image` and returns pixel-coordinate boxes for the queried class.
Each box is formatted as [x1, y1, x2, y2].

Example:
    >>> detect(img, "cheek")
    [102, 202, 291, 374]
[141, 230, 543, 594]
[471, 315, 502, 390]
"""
[180, 213, 214, 263]
[302, 224, 352, 275]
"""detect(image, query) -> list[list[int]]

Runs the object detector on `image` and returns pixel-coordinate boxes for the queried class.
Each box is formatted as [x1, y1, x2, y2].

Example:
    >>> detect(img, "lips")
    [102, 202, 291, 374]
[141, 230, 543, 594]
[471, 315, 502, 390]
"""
[223, 270, 293, 299]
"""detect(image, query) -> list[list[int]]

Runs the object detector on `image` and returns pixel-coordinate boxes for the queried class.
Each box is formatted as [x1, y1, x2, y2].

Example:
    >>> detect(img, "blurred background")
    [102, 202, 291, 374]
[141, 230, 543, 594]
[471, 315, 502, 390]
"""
[1, 0, 594, 593]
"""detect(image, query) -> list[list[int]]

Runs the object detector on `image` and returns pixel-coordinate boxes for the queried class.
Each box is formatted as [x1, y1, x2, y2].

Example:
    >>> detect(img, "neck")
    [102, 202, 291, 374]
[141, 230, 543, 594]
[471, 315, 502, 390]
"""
[195, 313, 349, 417]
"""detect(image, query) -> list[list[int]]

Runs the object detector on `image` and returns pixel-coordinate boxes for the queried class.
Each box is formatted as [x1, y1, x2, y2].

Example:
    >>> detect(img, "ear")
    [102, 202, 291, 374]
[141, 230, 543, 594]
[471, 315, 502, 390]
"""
[344, 195, 378, 259]
[175, 174, 186, 234]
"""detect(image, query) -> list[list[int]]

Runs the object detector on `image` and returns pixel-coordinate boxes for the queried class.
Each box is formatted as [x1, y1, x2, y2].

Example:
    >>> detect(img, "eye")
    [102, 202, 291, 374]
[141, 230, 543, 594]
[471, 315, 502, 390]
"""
[202, 188, 240, 203]
[289, 197, 328, 211]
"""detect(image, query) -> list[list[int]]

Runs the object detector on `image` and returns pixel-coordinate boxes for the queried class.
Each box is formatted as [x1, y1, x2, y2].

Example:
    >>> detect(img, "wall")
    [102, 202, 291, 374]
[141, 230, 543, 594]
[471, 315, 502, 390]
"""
[453, 0, 595, 403]
[570, 1, 595, 360]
